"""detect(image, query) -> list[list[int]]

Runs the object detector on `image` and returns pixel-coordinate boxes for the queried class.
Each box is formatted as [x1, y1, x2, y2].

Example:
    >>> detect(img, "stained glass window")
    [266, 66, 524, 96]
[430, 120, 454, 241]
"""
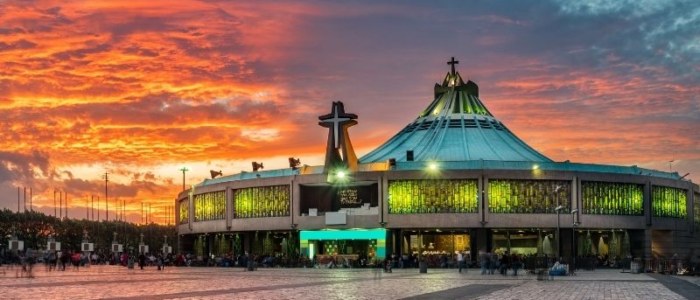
[582, 182, 643, 215]
[489, 180, 570, 213]
[178, 199, 189, 224]
[234, 185, 290, 218]
[193, 191, 226, 222]
[652, 186, 687, 218]
[388, 179, 478, 214]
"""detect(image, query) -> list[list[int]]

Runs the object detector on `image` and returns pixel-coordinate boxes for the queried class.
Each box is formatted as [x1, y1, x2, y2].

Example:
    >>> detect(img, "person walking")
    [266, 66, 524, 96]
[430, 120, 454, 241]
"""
[457, 251, 464, 273]
[71, 251, 81, 271]
[157, 254, 163, 271]
[47, 250, 57, 271]
[138, 253, 146, 270]
[499, 251, 510, 276]
[384, 258, 393, 273]
[479, 251, 488, 275]
[511, 253, 521, 276]
[488, 251, 496, 275]
[60, 250, 69, 271]
[464, 251, 471, 272]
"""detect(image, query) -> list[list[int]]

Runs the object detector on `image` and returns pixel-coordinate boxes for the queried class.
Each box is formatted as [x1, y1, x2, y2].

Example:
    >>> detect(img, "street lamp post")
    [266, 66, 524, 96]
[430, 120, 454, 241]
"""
[571, 209, 579, 273]
[180, 167, 189, 192]
[555, 205, 563, 261]
[104, 173, 109, 221]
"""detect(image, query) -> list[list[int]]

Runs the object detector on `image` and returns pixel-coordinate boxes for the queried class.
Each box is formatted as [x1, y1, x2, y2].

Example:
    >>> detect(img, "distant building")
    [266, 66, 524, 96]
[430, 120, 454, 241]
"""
[176, 58, 699, 266]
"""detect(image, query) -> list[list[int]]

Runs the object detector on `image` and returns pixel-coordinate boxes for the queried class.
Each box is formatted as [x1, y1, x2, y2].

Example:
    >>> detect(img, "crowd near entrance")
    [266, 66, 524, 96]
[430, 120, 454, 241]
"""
[300, 229, 386, 268]
[176, 227, 698, 277]
[398, 230, 471, 268]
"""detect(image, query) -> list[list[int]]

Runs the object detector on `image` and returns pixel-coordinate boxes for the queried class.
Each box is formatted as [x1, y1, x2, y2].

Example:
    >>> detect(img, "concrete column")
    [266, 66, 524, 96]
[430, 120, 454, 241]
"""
[571, 176, 578, 212]
[388, 229, 395, 257]
[226, 187, 233, 230]
[243, 232, 251, 254]
[469, 229, 477, 259]
[481, 176, 489, 226]
[687, 186, 694, 234]
[206, 234, 213, 259]
[642, 229, 653, 259]
[291, 177, 299, 227]
[644, 181, 652, 226]
[573, 176, 581, 220]
[381, 174, 388, 227]
[476, 228, 488, 253]
[188, 189, 195, 230]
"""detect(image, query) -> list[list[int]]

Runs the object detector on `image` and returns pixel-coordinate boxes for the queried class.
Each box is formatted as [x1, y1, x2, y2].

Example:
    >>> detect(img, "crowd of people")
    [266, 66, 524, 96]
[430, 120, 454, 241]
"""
[8, 247, 667, 278]
[0, 247, 180, 276]
[477, 250, 524, 276]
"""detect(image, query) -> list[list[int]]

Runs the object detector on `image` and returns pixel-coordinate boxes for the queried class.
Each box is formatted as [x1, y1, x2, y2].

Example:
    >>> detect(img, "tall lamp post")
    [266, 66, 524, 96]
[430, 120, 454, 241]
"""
[104, 173, 109, 221]
[179, 167, 189, 192]
[555, 205, 563, 260]
[571, 209, 579, 272]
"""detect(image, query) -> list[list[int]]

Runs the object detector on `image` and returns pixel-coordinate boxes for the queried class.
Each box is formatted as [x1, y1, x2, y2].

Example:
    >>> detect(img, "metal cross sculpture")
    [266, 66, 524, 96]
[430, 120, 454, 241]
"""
[318, 101, 359, 174]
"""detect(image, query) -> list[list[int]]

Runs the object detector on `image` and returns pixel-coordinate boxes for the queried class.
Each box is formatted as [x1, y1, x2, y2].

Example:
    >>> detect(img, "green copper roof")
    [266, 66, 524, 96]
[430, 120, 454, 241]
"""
[361, 60, 551, 164]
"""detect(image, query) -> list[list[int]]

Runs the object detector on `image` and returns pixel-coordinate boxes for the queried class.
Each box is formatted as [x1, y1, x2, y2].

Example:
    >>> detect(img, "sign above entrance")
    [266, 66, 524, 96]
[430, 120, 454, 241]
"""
[300, 183, 379, 214]
[337, 188, 361, 206]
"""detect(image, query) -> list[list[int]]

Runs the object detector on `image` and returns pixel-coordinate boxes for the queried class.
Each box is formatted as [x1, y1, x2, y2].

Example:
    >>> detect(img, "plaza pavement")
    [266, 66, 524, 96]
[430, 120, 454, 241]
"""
[0, 265, 698, 300]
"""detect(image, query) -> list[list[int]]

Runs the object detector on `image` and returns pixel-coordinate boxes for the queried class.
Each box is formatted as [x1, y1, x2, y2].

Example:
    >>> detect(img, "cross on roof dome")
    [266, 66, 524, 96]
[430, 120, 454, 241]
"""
[447, 57, 459, 76]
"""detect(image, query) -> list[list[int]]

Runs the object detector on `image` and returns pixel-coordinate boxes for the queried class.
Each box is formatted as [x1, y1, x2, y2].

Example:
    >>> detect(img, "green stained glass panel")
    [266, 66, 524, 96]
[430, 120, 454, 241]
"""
[388, 179, 478, 214]
[234, 185, 290, 219]
[652, 186, 687, 218]
[193, 191, 226, 222]
[489, 180, 570, 214]
[178, 199, 189, 224]
[582, 182, 643, 216]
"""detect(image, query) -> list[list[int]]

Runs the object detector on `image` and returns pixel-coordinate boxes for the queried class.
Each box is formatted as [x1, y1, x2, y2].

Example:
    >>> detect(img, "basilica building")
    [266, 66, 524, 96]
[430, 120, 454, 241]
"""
[176, 58, 699, 267]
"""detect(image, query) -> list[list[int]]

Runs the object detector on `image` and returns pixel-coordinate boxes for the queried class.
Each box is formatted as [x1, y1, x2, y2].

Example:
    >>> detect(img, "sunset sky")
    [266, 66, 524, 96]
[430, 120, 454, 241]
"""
[1, 0, 698, 224]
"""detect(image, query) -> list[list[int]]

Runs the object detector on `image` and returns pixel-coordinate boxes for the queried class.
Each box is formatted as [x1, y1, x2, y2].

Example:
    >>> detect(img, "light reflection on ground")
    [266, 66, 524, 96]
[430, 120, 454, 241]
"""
[0, 265, 691, 300]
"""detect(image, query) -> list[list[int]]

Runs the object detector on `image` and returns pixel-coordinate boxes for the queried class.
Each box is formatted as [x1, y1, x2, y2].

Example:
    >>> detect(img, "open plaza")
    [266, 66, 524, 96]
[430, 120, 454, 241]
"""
[1, 265, 699, 300]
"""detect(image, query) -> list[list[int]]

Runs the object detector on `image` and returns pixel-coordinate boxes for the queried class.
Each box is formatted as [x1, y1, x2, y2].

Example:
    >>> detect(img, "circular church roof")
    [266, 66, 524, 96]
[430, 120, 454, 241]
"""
[360, 57, 551, 164]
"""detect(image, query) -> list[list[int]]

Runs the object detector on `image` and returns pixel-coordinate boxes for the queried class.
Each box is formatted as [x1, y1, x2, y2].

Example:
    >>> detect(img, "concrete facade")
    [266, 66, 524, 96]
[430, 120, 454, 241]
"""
[177, 168, 699, 263]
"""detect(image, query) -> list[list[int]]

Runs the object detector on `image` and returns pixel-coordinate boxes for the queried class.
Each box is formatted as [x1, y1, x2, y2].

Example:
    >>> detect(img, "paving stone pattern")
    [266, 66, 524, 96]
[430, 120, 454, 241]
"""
[0, 265, 693, 300]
